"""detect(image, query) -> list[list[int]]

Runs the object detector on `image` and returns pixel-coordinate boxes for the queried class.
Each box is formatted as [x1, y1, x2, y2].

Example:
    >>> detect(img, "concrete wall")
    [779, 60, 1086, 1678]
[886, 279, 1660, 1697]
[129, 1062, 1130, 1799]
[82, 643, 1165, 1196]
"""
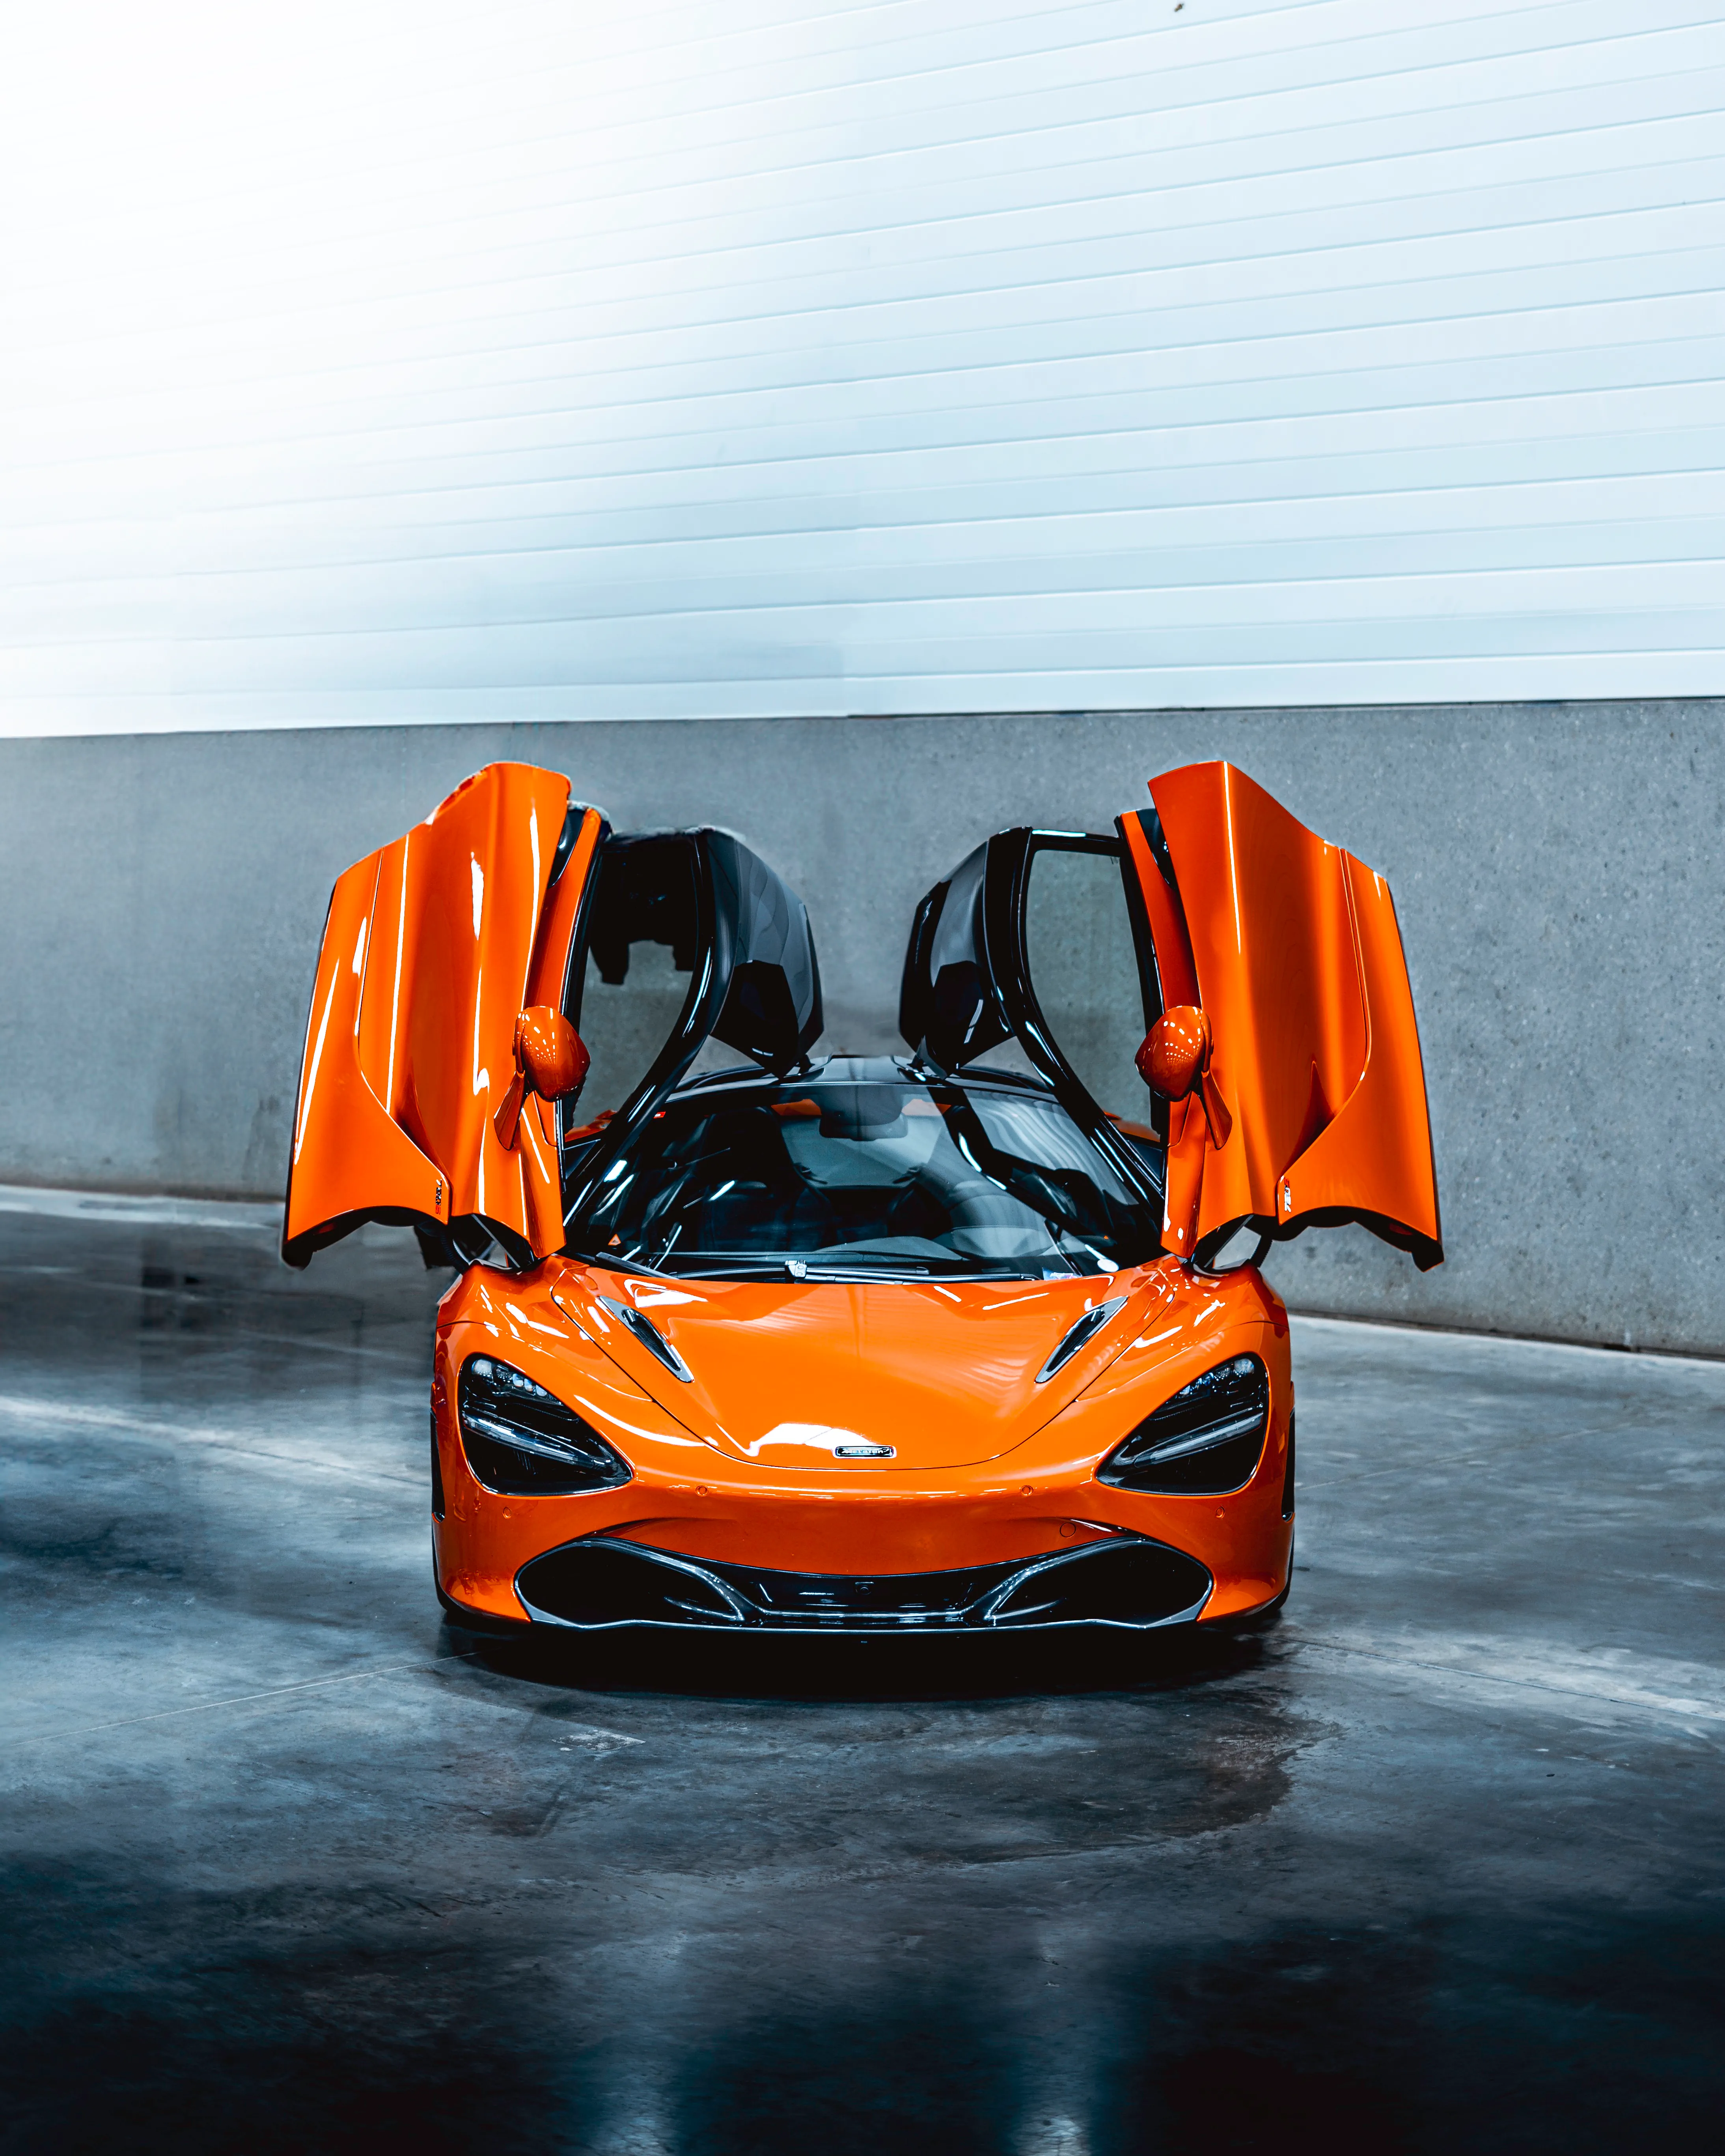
[1, 700, 1720, 1353]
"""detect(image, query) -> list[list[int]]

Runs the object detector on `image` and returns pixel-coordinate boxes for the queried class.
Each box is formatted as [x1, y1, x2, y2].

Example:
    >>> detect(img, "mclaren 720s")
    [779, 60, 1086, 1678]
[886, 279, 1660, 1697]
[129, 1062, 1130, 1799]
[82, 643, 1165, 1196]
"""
[283, 760, 1442, 1638]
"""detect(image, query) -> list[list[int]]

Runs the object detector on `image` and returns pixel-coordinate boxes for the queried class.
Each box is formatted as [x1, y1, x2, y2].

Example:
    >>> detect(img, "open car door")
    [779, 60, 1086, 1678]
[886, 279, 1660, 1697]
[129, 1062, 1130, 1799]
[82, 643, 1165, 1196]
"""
[284, 764, 607, 1268]
[284, 764, 824, 1271]
[1124, 761, 1442, 1270]
[899, 764, 1442, 1273]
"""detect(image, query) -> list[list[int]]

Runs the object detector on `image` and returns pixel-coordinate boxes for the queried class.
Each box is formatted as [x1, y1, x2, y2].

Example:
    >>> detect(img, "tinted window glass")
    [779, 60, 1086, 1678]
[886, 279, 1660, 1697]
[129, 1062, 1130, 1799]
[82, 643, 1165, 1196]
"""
[566, 838, 701, 1125]
[571, 1068, 1162, 1280]
[1021, 842, 1151, 1126]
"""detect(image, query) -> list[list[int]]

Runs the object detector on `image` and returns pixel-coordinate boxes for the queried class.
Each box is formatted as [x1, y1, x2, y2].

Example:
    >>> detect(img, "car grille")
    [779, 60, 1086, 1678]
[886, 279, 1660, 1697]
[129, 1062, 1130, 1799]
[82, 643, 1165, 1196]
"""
[514, 1533, 1212, 1632]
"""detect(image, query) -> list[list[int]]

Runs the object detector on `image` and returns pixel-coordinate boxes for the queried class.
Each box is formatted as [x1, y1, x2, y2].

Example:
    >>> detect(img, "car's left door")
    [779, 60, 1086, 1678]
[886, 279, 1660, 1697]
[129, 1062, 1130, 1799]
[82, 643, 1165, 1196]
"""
[283, 763, 607, 1268]
[284, 765, 827, 1270]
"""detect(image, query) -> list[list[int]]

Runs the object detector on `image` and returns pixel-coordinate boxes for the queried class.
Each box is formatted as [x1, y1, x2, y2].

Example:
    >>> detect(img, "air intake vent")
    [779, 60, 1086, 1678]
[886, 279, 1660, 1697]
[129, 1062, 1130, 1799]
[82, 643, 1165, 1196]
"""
[1035, 1295, 1128, 1384]
[599, 1296, 693, 1383]
[516, 1533, 1211, 1632]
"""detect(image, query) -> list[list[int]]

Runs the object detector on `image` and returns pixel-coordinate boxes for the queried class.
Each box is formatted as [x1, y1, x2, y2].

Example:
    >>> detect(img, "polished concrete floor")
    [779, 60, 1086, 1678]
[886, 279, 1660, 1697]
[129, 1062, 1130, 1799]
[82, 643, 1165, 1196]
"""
[3, 1198, 1723, 2154]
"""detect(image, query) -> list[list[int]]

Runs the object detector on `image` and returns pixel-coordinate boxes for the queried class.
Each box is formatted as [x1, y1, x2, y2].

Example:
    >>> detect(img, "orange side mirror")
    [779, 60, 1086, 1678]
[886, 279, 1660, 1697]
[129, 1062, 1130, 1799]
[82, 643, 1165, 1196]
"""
[1136, 1005, 1210, 1098]
[494, 1006, 590, 1148]
[1136, 1004, 1233, 1150]
[515, 1006, 589, 1099]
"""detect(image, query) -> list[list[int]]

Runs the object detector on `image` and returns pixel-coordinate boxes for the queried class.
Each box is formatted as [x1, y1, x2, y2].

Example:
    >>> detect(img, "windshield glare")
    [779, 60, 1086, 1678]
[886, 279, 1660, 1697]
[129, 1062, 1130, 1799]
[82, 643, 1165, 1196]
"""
[573, 1070, 1162, 1279]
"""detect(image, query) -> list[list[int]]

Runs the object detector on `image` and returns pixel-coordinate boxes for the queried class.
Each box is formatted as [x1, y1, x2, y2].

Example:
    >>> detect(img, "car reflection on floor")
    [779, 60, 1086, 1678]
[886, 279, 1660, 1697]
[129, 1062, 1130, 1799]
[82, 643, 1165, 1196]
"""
[2, 1197, 1722, 2153]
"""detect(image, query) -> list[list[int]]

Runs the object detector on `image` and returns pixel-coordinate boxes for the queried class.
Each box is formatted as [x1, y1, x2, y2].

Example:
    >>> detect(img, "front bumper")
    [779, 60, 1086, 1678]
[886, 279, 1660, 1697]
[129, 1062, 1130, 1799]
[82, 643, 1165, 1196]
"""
[431, 1256, 1296, 1629]
[511, 1530, 1212, 1634]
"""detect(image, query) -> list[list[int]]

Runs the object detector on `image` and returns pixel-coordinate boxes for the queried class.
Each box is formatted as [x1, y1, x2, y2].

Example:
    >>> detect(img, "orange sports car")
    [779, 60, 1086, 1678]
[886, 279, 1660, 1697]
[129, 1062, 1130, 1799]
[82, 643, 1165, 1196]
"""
[283, 760, 1440, 1637]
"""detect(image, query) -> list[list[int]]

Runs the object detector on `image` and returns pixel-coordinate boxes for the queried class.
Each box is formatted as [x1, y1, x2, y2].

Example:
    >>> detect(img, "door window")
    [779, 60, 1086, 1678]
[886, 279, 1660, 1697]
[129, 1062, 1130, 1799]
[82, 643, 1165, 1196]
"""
[1020, 837, 1158, 1131]
[565, 835, 704, 1133]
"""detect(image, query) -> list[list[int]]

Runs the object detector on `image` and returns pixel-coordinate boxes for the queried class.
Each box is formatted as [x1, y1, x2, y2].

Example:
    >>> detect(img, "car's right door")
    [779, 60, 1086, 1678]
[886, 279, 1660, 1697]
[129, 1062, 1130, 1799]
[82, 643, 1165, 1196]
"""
[899, 763, 1443, 1273]
[1124, 761, 1443, 1271]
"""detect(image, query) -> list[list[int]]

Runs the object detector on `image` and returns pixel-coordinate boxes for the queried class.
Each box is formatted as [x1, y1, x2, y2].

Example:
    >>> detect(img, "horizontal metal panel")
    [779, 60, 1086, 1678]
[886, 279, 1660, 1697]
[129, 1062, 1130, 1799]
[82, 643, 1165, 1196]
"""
[1, 0, 1722, 734]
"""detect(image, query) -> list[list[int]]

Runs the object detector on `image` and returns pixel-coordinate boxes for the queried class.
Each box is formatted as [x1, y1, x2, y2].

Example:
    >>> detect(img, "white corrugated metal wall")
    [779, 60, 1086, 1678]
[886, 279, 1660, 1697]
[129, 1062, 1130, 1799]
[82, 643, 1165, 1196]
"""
[3, 0, 1723, 733]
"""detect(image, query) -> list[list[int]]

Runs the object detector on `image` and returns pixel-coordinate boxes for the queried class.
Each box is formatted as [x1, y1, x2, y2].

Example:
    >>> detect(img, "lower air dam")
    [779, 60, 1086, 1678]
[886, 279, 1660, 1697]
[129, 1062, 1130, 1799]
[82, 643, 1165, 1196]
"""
[514, 1533, 1214, 1631]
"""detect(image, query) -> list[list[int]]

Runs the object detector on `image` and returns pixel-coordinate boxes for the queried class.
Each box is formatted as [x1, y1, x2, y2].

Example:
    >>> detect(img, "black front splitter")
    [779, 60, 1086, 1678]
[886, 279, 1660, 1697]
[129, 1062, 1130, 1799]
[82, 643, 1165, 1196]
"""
[511, 1532, 1214, 1634]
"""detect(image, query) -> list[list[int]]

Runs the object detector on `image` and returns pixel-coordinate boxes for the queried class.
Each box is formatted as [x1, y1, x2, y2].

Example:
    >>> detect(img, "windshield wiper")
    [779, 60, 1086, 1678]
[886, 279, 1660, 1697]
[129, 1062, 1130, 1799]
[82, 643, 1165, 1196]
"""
[620, 1252, 793, 1279]
[795, 1263, 1031, 1283]
[614, 1249, 1044, 1283]
[564, 1247, 674, 1279]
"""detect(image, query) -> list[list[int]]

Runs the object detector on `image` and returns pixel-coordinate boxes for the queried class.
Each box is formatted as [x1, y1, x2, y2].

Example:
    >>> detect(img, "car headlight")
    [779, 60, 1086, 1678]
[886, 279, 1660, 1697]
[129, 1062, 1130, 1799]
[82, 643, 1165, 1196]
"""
[1096, 1353, 1270, 1494]
[457, 1355, 632, 1496]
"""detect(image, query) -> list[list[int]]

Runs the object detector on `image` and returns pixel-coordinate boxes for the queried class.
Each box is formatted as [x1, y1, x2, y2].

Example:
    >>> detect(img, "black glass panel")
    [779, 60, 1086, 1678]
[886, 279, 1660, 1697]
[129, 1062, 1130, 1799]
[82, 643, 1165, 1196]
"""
[900, 842, 1013, 1070]
[567, 1059, 1164, 1279]
[569, 836, 705, 1126]
[707, 833, 823, 1070]
[1021, 840, 1156, 1128]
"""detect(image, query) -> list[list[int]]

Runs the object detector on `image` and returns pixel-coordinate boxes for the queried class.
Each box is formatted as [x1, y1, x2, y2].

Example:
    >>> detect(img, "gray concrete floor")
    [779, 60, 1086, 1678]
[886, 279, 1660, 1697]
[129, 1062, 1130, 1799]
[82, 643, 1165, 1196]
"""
[3, 1200, 1723, 2154]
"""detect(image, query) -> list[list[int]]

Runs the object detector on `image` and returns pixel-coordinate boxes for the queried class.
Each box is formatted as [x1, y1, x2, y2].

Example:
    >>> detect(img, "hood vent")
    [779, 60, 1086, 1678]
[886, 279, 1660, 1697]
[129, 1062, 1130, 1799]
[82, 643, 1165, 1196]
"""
[599, 1295, 694, 1383]
[1035, 1295, 1128, 1386]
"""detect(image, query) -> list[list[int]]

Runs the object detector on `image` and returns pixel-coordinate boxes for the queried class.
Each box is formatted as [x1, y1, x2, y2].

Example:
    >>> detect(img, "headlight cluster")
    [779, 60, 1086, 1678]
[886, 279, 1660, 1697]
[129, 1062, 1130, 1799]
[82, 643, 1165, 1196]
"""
[1097, 1353, 1270, 1494]
[456, 1355, 631, 1496]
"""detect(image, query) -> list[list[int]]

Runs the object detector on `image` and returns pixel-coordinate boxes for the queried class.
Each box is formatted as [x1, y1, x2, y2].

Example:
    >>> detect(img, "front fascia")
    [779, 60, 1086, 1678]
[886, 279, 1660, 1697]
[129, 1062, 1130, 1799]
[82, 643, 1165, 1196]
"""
[283, 763, 607, 1267]
[1140, 761, 1442, 1269]
[430, 1257, 1292, 1623]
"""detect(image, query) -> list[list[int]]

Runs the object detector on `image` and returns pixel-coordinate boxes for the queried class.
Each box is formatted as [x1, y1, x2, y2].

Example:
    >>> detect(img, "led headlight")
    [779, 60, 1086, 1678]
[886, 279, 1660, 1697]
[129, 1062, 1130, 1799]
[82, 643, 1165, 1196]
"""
[456, 1355, 632, 1496]
[1097, 1353, 1270, 1495]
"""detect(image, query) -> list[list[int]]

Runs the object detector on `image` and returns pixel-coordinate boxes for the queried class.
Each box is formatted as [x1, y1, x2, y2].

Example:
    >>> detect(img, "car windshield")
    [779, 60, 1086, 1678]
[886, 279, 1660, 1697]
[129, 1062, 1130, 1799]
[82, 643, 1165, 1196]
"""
[569, 1066, 1163, 1280]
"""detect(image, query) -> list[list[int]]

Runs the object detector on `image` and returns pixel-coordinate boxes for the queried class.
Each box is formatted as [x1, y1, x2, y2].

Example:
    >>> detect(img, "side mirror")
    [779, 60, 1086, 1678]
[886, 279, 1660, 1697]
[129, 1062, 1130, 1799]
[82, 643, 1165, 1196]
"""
[1136, 1003, 1233, 1149]
[1136, 1005, 1210, 1098]
[494, 1006, 590, 1148]
[515, 1006, 589, 1099]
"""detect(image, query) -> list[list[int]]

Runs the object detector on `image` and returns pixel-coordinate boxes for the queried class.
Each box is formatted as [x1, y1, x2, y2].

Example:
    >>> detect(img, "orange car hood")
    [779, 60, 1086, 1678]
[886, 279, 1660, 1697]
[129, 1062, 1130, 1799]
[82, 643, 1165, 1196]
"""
[554, 1267, 1169, 1472]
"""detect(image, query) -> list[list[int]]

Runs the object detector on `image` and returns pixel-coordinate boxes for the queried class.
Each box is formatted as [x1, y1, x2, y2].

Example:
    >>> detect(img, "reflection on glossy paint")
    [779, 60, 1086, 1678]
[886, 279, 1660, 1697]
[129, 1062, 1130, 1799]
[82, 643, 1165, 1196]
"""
[470, 977, 489, 1100]
[741, 1422, 876, 1458]
[293, 966, 339, 1165]
[574, 1399, 705, 1450]
[1222, 758, 1243, 956]
[627, 1283, 702, 1310]
[502, 1301, 565, 1344]
[546, 1290, 592, 1341]
[519, 1108, 552, 1183]
[385, 833, 408, 1112]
